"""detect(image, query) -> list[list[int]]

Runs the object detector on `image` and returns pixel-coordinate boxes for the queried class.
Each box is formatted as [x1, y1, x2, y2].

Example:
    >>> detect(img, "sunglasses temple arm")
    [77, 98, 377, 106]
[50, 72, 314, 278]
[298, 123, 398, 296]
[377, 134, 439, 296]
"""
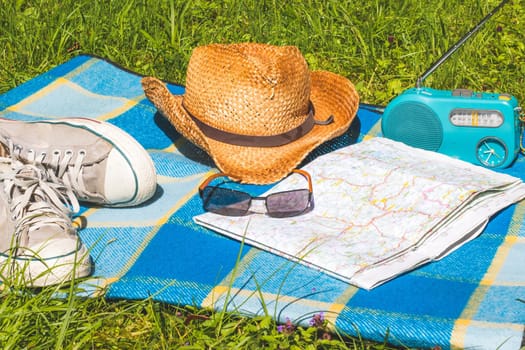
[199, 172, 228, 193]
[292, 169, 313, 192]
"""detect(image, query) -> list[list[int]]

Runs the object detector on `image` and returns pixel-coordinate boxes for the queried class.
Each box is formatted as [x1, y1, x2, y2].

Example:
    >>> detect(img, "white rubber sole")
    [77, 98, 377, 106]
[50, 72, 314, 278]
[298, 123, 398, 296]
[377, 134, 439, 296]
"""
[0, 244, 92, 288]
[42, 118, 157, 207]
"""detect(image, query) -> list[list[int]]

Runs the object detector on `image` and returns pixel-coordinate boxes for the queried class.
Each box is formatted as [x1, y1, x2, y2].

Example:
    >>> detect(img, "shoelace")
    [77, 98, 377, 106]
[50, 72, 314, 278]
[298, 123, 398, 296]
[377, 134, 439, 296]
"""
[0, 157, 79, 252]
[8, 140, 103, 202]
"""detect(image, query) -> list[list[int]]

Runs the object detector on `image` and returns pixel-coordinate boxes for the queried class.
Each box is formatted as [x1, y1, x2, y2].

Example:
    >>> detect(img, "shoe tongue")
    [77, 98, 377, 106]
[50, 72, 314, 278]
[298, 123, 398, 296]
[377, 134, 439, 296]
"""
[77, 158, 107, 199]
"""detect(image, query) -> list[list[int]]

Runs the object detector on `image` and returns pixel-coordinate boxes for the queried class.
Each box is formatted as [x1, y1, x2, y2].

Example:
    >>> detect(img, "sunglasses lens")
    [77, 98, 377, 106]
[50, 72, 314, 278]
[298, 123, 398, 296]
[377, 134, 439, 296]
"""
[266, 189, 311, 218]
[201, 186, 252, 216]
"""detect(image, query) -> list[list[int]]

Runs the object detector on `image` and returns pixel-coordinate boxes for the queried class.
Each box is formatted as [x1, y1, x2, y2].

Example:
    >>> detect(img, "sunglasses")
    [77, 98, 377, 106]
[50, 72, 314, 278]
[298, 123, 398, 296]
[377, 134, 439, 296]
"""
[198, 169, 314, 218]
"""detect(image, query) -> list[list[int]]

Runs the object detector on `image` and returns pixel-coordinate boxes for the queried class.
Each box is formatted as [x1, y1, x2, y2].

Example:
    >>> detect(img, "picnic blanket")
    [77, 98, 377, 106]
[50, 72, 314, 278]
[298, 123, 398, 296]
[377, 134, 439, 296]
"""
[0, 54, 523, 349]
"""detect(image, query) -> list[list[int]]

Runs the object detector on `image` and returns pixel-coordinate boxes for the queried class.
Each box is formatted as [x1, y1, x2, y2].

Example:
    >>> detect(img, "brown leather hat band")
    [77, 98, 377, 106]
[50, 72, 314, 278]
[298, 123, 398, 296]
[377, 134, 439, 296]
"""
[182, 102, 322, 147]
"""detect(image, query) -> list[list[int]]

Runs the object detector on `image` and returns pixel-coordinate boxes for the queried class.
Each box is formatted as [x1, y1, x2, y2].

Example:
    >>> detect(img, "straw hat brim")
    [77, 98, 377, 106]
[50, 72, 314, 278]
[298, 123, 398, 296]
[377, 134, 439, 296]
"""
[142, 71, 359, 184]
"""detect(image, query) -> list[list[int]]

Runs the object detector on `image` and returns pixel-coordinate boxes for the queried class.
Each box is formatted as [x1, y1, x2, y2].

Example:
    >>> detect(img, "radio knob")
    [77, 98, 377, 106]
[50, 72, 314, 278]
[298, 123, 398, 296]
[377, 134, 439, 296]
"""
[452, 88, 473, 97]
[499, 93, 512, 101]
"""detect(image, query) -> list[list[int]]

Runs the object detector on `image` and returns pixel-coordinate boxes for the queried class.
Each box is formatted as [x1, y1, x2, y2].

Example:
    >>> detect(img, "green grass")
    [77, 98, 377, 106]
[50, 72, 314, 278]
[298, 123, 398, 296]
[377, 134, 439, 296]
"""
[1, 0, 524, 349]
[0, 280, 383, 349]
[1, 0, 524, 103]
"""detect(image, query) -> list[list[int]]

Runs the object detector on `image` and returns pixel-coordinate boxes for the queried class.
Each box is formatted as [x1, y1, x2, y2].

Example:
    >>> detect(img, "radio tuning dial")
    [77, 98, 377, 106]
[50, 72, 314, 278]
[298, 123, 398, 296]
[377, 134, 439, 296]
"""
[476, 137, 508, 168]
[450, 109, 503, 127]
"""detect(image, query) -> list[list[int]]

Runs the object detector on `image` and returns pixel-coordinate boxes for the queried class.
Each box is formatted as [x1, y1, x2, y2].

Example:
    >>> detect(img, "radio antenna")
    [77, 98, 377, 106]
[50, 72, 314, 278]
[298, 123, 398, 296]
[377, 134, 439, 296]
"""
[416, 0, 509, 88]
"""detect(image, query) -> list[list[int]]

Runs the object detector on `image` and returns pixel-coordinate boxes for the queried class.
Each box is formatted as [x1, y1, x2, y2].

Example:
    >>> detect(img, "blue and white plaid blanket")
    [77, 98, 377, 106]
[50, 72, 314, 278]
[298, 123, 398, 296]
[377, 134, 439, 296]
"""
[1, 55, 523, 349]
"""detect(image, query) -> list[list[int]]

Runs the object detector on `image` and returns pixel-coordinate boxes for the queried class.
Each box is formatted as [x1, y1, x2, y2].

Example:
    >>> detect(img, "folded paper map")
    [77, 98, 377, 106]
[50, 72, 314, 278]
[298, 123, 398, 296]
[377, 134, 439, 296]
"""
[195, 137, 525, 289]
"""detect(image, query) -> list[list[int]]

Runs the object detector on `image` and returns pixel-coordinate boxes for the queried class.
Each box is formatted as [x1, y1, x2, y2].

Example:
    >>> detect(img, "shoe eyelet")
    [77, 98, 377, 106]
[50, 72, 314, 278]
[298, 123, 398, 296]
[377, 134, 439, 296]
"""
[78, 149, 87, 156]
[65, 150, 73, 156]
[13, 144, 23, 154]
[53, 150, 61, 156]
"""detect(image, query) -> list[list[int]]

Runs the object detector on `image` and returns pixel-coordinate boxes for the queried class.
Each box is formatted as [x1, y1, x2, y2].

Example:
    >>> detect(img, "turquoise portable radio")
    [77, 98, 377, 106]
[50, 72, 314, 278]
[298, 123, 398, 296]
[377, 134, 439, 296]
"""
[382, 88, 521, 168]
[381, 0, 523, 168]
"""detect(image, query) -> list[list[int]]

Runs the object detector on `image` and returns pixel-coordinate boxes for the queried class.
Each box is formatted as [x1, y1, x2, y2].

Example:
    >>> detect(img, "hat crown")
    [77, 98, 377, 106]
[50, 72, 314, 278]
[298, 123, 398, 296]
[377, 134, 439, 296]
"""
[183, 43, 311, 136]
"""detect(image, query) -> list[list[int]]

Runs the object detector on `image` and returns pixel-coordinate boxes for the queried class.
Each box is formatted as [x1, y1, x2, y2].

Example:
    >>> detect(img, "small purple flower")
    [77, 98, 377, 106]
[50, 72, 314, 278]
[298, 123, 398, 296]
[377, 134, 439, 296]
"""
[387, 35, 395, 44]
[277, 317, 296, 334]
[496, 25, 503, 33]
[309, 312, 325, 327]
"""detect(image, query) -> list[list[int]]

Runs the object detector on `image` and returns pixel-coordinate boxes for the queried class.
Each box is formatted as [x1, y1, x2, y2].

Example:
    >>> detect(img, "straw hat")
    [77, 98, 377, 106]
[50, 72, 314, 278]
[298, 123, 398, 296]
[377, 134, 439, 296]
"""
[142, 43, 359, 184]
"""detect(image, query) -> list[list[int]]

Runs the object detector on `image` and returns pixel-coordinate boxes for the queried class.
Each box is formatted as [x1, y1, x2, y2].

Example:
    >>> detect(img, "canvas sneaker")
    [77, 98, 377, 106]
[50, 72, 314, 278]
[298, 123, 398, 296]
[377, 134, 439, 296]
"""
[0, 118, 157, 207]
[0, 157, 92, 287]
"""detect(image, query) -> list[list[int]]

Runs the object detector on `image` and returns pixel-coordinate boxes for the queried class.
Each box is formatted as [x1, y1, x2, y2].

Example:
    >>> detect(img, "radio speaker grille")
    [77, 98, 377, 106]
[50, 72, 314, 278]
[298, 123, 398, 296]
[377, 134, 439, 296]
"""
[383, 102, 443, 151]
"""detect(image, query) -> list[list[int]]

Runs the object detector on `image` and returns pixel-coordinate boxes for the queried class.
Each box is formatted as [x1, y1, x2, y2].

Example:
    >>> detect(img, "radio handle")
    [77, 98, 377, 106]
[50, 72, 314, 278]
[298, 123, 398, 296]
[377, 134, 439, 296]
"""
[519, 107, 525, 155]
[416, 0, 509, 88]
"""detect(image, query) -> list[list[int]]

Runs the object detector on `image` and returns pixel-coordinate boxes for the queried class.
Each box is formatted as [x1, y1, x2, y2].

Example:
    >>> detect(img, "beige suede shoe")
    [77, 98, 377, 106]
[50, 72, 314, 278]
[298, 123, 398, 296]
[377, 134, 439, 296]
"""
[0, 157, 92, 287]
[0, 118, 157, 207]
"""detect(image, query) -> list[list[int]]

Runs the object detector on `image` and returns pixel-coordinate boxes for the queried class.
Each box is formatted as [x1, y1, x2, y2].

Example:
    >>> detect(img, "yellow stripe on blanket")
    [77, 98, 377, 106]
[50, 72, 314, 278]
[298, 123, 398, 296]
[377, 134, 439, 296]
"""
[6, 77, 136, 120]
